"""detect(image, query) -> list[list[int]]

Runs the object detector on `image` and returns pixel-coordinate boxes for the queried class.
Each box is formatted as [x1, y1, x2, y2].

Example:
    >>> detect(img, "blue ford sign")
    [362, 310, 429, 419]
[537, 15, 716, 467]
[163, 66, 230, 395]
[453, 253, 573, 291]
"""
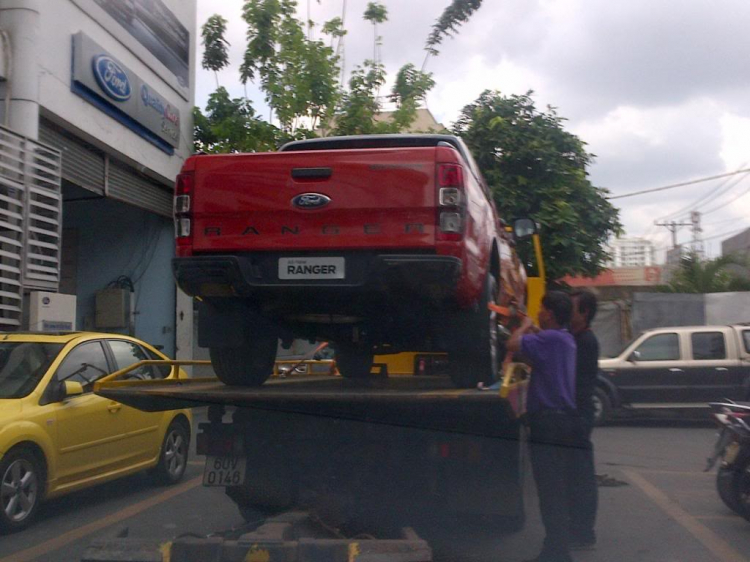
[292, 193, 331, 210]
[92, 55, 132, 102]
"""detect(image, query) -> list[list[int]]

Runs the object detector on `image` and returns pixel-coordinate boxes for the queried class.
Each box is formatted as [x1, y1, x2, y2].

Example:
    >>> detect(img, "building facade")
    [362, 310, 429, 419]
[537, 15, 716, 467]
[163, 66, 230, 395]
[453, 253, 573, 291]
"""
[606, 237, 657, 268]
[0, 0, 196, 357]
[722, 227, 750, 257]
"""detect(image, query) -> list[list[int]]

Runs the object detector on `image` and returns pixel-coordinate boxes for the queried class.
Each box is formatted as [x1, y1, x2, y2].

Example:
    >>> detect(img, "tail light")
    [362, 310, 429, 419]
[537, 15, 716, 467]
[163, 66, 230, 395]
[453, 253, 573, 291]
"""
[437, 163, 465, 241]
[174, 172, 194, 257]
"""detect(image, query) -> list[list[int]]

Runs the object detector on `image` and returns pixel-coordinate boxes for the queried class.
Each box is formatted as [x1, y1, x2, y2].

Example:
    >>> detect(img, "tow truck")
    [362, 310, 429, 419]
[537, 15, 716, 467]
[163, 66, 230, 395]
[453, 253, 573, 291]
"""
[85, 225, 545, 561]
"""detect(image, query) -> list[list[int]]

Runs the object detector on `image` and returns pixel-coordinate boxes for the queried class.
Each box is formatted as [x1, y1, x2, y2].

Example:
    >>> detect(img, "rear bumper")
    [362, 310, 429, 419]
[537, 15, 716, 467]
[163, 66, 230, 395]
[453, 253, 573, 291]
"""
[173, 253, 462, 298]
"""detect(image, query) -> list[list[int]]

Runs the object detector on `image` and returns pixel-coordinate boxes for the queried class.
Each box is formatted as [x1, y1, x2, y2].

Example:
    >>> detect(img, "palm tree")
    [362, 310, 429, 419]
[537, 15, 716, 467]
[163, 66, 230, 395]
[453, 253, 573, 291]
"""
[665, 252, 750, 293]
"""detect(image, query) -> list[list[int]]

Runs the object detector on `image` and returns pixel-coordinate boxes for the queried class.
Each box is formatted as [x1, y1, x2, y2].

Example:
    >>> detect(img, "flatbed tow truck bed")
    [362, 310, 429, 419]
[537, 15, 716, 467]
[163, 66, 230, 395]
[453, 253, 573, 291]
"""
[92, 372, 528, 562]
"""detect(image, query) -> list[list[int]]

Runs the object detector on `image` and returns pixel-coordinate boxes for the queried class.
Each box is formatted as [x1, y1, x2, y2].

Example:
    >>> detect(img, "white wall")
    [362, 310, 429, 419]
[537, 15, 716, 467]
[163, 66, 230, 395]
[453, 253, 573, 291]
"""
[38, 0, 196, 183]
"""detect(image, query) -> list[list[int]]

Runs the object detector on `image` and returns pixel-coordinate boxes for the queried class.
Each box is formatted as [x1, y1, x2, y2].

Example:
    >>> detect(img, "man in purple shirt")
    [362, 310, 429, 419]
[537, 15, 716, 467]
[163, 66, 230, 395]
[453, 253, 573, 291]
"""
[508, 291, 581, 562]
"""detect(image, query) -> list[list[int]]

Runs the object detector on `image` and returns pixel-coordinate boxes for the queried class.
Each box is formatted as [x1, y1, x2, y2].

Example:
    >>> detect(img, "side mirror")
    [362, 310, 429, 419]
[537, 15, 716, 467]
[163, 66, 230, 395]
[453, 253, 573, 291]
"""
[63, 381, 84, 398]
[513, 218, 537, 240]
[628, 350, 641, 363]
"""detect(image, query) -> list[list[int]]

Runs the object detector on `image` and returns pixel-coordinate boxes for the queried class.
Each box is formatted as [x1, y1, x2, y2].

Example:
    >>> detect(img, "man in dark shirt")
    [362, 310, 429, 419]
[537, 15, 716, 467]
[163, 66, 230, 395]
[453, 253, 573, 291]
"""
[508, 291, 580, 562]
[569, 290, 600, 549]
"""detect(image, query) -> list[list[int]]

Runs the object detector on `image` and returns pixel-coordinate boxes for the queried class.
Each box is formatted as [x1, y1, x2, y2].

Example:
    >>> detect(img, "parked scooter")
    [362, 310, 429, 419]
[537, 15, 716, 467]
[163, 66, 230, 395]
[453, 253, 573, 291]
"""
[706, 400, 750, 519]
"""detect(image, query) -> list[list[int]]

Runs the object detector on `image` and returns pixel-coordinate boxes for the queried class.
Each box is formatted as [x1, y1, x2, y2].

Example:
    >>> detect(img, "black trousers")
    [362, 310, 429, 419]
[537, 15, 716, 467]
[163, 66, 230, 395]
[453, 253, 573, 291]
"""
[569, 414, 598, 541]
[528, 411, 587, 562]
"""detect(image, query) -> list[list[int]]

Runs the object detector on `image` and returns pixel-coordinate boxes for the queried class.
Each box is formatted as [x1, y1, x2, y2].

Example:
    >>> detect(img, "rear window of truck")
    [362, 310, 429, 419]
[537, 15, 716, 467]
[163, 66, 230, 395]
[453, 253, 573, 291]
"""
[744, 330, 750, 353]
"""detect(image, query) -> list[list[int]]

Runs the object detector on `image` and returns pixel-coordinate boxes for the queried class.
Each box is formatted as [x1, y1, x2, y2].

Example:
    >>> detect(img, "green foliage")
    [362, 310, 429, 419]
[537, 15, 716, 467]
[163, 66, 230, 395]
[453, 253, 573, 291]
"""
[333, 61, 392, 135]
[363, 2, 388, 24]
[201, 15, 230, 85]
[193, 88, 280, 154]
[425, 0, 483, 57]
[661, 252, 750, 293]
[453, 90, 622, 281]
[239, 0, 339, 132]
[389, 63, 436, 130]
[322, 16, 347, 45]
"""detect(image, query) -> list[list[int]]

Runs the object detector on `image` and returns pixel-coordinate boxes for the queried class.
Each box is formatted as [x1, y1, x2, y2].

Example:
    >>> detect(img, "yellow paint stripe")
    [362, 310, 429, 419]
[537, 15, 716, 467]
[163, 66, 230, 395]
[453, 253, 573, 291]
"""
[3, 476, 202, 562]
[624, 470, 745, 562]
[419, 389, 468, 397]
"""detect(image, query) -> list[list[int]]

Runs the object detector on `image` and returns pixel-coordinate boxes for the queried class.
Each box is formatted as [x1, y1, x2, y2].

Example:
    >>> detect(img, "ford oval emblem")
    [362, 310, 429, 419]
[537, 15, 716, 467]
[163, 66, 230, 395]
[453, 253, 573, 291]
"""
[92, 55, 132, 102]
[292, 193, 331, 210]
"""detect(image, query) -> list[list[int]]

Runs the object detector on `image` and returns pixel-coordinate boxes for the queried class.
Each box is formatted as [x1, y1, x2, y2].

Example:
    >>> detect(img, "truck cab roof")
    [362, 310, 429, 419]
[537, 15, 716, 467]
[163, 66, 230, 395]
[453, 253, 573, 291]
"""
[280, 134, 464, 153]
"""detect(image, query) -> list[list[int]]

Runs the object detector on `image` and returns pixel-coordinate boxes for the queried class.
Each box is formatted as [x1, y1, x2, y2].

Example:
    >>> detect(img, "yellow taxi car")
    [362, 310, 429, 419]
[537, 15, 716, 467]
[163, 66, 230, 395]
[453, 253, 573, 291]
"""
[0, 332, 192, 533]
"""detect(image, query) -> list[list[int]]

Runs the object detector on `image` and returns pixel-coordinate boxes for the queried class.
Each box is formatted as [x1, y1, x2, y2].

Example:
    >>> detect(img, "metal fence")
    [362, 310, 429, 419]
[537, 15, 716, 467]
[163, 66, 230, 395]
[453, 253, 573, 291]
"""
[0, 126, 62, 329]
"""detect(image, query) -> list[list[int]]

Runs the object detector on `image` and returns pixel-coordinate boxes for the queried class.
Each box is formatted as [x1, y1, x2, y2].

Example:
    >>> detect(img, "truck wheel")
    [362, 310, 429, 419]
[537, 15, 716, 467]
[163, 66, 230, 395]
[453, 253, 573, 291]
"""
[336, 348, 374, 379]
[449, 273, 500, 388]
[592, 387, 612, 426]
[210, 336, 277, 386]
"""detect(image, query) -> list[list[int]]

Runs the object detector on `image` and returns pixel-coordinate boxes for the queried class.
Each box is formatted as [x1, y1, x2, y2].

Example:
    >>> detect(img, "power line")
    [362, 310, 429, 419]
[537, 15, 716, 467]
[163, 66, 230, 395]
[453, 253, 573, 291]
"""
[655, 162, 750, 222]
[607, 168, 750, 200]
[701, 173, 750, 215]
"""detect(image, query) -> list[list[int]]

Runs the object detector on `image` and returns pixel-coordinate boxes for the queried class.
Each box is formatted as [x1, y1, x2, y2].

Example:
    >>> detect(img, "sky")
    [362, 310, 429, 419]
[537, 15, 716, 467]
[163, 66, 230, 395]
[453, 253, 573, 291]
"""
[194, 0, 750, 262]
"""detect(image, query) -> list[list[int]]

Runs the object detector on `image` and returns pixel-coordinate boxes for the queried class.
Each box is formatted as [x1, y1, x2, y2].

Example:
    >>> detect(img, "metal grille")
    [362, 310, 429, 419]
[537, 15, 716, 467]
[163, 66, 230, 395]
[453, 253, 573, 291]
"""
[107, 160, 172, 217]
[39, 120, 105, 195]
[0, 126, 62, 329]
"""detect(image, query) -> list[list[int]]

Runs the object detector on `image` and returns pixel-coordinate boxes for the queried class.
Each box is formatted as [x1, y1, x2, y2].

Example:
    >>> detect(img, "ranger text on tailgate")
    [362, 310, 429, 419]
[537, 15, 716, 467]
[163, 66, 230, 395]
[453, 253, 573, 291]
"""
[173, 135, 526, 387]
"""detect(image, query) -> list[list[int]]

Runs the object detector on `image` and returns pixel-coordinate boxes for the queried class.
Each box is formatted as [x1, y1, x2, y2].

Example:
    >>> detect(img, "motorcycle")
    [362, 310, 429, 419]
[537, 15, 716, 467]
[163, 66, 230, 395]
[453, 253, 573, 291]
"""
[706, 400, 750, 519]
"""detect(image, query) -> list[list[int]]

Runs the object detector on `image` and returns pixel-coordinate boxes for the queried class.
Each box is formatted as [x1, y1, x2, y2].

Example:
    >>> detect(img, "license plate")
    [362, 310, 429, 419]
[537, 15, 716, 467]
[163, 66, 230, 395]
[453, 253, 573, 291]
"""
[279, 257, 345, 280]
[203, 456, 246, 487]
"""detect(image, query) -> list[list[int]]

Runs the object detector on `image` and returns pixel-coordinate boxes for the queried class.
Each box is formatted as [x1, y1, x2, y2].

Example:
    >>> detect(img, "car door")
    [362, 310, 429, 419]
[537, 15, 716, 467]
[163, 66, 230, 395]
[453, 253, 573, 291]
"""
[682, 329, 744, 402]
[51, 341, 127, 486]
[104, 339, 168, 464]
[614, 332, 685, 404]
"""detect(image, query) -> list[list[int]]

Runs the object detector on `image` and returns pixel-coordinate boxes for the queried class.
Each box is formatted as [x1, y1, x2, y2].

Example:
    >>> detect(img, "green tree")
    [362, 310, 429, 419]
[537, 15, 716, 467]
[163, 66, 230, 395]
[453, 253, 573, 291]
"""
[389, 63, 436, 131]
[240, 0, 339, 132]
[201, 15, 230, 87]
[193, 87, 280, 154]
[333, 60, 389, 135]
[662, 252, 750, 293]
[363, 2, 388, 63]
[423, 0, 483, 69]
[453, 90, 622, 281]
[322, 16, 346, 48]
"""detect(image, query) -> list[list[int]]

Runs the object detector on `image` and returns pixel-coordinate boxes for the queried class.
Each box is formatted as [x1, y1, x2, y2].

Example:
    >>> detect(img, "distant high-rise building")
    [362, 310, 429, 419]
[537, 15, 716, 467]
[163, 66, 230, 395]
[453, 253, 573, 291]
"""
[606, 238, 657, 268]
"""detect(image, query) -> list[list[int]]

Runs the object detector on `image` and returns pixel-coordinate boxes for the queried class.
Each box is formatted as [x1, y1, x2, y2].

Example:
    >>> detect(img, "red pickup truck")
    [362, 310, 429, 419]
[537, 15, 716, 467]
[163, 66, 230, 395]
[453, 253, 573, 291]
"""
[173, 135, 526, 387]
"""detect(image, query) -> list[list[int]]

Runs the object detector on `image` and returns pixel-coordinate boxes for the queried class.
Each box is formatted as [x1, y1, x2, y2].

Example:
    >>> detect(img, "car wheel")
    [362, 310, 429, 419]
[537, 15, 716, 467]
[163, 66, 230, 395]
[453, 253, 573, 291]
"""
[0, 447, 43, 533]
[449, 273, 500, 388]
[152, 419, 190, 485]
[336, 347, 374, 379]
[592, 387, 612, 426]
[210, 336, 278, 387]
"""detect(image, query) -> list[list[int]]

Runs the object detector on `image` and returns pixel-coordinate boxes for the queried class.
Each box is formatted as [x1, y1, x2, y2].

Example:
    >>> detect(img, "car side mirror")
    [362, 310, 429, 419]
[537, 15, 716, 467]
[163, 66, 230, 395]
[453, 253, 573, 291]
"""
[513, 218, 537, 240]
[628, 350, 641, 363]
[63, 381, 84, 398]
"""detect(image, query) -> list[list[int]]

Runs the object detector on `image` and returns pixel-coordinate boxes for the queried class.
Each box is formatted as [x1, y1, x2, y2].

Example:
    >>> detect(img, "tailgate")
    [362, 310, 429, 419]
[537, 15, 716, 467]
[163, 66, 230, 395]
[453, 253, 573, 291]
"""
[191, 147, 438, 252]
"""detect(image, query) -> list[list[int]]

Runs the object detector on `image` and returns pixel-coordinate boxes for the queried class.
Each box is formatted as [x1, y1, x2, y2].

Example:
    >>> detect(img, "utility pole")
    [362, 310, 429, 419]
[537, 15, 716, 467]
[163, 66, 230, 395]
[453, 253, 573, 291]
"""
[654, 220, 692, 249]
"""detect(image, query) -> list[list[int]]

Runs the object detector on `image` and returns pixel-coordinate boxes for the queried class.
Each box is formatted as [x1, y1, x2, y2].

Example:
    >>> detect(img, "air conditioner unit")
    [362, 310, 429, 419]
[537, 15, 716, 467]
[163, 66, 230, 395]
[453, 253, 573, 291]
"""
[29, 292, 77, 332]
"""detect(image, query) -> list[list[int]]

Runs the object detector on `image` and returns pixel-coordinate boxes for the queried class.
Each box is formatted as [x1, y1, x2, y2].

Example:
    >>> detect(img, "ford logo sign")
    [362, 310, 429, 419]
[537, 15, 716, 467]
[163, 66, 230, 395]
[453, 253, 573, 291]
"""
[292, 193, 331, 210]
[92, 55, 132, 102]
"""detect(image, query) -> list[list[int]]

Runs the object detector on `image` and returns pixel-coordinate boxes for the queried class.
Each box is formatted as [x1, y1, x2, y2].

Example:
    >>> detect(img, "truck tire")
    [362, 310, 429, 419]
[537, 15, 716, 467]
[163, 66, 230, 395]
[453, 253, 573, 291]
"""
[449, 273, 500, 388]
[336, 348, 374, 379]
[592, 387, 612, 426]
[210, 336, 277, 386]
